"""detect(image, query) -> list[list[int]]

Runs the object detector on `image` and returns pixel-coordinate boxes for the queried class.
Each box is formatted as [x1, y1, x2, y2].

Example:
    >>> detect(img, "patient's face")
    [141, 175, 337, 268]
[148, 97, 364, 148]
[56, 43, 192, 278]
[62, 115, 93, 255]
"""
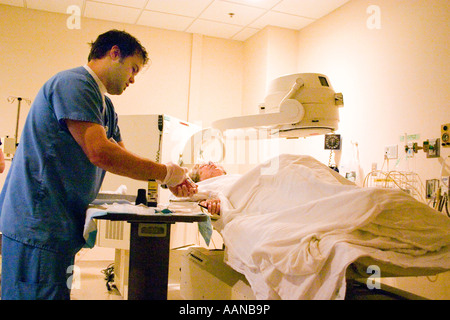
[198, 162, 226, 181]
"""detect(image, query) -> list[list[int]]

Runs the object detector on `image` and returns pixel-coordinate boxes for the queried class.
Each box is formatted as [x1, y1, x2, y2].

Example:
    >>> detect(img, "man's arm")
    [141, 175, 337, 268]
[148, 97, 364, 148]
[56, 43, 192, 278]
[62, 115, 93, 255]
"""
[66, 119, 167, 181]
[66, 119, 197, 197]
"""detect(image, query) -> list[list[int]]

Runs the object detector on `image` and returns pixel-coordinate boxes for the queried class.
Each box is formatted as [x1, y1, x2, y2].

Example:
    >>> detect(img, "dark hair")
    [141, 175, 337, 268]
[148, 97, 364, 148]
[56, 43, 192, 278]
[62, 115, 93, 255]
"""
[88, 29, 149, 65]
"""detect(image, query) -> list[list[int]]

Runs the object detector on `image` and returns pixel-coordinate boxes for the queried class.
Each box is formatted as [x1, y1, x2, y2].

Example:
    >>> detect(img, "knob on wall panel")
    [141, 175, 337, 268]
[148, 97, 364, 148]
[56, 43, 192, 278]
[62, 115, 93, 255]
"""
[442, 123, 450, 147]
[324, 134, 341, 150]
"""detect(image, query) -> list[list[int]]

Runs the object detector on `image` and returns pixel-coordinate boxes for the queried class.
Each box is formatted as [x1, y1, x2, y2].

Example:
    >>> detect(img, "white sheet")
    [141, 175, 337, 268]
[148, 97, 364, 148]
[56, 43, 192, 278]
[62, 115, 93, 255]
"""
[196, 154, 450, 299]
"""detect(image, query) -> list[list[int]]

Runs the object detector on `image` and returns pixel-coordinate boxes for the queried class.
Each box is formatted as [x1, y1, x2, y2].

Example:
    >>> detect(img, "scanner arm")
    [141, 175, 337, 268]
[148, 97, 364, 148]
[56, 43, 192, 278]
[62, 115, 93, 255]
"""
[212, 79, 305, 131]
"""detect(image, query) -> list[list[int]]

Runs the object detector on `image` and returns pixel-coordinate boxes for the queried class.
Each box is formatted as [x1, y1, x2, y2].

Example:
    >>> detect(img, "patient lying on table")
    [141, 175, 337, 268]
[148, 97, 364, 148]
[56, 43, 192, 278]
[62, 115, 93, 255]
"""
[189, 161, 227, 216]
[186, 154, 450, 299]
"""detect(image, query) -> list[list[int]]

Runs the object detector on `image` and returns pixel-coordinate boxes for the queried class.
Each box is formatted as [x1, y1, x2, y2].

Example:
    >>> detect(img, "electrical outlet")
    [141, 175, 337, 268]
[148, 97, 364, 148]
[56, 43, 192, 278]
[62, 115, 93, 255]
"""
[1, 136, 16, 158]
[384, 145, 398, 159]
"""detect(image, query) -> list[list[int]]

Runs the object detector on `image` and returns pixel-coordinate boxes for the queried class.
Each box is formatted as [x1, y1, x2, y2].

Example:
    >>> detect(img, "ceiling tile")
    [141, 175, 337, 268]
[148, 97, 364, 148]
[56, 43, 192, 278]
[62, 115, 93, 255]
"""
[0, 0, 24, 7]
[200, 0, 266, 26]
[146, 0, 213, 18]
[93, 0, 147, 9]
[137, 11, 194, 32]
[186, 19, 243, 39]
[273, 0, 349, 19]
[26, 0, 84, 14]
[3, 0, 348, 41]
[84, 1, 141, 24]
[232, 26, 260, 41]
[250, 10, 314, 30]
[225, 0, 281, 10]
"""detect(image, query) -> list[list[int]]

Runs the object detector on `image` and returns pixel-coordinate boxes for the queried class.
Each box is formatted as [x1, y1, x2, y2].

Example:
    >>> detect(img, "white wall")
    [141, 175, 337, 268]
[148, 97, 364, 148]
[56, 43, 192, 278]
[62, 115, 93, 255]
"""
[243, 0, 449, 185]
[294, 0, 450, 185]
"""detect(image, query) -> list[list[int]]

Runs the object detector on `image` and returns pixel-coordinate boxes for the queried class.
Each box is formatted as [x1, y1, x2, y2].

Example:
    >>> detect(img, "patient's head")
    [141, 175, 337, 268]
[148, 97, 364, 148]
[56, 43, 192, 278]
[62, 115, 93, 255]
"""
[189, 161, 226, 182]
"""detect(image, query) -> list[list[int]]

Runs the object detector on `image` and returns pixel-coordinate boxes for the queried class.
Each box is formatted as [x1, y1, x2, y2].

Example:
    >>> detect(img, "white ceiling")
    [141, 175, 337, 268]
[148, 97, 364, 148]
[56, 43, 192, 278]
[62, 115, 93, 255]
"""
[1, 0, 350, 41]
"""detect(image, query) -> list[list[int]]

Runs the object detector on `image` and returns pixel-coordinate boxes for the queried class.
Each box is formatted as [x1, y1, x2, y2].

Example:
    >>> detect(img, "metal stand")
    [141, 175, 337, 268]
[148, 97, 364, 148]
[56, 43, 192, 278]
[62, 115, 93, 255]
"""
[7, 96, 31, 148]
[95, 213, 207, 300]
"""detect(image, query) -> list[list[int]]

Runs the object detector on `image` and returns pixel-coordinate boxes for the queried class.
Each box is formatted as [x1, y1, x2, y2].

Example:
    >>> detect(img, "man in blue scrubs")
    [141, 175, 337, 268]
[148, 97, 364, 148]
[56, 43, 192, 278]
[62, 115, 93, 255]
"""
[0, 30, 196, 300]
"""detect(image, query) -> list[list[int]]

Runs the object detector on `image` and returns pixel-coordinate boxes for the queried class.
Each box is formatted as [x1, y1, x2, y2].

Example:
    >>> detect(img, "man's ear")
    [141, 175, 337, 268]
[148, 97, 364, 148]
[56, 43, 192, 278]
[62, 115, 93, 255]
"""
[109, 45, 121, 61]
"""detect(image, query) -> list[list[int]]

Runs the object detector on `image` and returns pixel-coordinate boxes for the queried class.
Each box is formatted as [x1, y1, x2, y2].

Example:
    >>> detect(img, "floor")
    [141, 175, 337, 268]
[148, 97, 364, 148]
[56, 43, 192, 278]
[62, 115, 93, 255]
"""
[0, 245, 183, 300]
[70, 246, 183, 300]
[70, 259, 124, 300]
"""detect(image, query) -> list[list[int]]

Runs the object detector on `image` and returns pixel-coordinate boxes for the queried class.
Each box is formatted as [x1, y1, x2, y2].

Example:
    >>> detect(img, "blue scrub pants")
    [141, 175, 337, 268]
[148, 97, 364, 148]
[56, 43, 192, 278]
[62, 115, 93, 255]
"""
[1, 236, 76, 300]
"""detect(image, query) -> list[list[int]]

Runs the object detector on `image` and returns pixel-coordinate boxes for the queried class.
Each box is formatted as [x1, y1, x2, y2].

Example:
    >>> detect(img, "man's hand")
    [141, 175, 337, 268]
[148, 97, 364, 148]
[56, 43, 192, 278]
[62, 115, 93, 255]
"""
[158, 162, 190, 187]
[169, 178, 198, 197]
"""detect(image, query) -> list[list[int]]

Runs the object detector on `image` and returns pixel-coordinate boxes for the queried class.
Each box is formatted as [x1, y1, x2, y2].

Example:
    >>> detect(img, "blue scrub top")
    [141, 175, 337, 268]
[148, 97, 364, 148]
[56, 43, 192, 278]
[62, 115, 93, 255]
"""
[0, 67, 121, 253]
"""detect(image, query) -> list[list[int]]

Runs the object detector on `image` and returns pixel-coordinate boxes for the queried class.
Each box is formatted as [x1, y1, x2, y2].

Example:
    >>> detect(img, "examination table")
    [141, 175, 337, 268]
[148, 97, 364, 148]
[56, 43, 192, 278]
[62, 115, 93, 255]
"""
[180, 246, 445, 300]
[184, 154, 450, 300]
